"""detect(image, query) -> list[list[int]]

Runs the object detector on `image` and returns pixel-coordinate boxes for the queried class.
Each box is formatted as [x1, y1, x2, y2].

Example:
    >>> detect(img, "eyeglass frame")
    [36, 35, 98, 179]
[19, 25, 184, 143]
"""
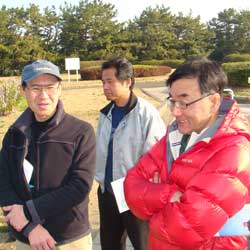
[24, 82, 61, 94]
[166, 92, 212, 110]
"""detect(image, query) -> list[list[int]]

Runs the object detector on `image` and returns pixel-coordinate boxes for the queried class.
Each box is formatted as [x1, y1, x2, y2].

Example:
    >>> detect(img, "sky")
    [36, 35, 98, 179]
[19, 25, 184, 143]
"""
[1, 0, 250, 23]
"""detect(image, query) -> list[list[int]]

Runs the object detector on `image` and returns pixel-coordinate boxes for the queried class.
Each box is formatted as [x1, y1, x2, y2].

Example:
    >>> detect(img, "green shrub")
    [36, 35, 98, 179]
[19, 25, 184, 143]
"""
[163, 59, 184, 68]
[80, 65, 171, 80]
[138, 59, 184, 68]
[16, 95, 27, 111]
[80, 61, 104, 69]
[222, 62, 250, 87]
[133, 65, 171, 77]
[80, 67, 101, 80]
[0, 80, 23, 116]
[138, 59, 165, 65]
[224, 54, 250, 63]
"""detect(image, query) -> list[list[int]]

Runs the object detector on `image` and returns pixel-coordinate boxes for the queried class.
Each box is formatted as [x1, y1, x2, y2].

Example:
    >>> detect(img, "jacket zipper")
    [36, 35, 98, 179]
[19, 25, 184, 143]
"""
[36, 141, 40, 193]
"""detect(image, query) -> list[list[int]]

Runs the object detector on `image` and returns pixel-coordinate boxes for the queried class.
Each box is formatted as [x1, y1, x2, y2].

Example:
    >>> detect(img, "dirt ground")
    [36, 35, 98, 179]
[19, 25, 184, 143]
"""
[0, 76, 170, 249]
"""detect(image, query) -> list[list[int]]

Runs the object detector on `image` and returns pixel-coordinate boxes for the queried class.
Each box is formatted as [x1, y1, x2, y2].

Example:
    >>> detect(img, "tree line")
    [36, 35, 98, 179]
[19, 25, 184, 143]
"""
[1, 0, 250, 75]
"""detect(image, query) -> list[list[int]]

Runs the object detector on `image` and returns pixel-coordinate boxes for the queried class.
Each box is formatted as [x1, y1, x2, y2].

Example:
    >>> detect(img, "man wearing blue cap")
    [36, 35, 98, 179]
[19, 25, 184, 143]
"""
[0, 60, 96, 250]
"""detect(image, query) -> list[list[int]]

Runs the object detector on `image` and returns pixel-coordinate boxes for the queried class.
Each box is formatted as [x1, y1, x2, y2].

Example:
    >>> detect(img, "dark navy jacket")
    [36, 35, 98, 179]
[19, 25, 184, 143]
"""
[0, 100, 96, 245]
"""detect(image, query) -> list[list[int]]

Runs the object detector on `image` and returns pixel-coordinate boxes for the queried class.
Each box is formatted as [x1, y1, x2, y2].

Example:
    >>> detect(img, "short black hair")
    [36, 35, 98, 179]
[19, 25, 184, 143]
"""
[101, 57, 135, 90]
[166, 57, 227, 95]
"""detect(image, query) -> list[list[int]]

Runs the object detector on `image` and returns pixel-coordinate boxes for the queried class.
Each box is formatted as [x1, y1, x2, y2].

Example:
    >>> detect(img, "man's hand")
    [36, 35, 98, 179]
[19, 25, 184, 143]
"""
[3, 204, 29, 232]
[149, 172, 183, 202]
[28, 224, 56, 250]
[149, 171, 161, 184]
[170, 191, 183, 202]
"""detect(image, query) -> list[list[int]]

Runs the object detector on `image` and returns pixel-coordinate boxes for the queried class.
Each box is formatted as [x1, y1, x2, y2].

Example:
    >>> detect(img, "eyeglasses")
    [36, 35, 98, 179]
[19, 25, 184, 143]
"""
[26, 83, 60, 95]
[166, 93, 211, 110]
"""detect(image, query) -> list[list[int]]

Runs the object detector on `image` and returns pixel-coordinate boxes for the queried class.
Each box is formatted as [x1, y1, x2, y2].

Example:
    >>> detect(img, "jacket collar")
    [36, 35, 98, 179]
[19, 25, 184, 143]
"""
[100, 92, 138, 116]
[12, 100, 65, 135]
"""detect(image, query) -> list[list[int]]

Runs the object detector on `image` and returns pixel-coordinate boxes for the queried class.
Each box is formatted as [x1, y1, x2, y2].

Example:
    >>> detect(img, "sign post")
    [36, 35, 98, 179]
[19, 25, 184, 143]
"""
[65, 58, 80, 83]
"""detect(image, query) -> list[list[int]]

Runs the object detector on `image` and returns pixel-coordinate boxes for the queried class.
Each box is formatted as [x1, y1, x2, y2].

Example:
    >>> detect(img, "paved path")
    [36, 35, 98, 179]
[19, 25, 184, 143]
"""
[93, 233, 133, 250]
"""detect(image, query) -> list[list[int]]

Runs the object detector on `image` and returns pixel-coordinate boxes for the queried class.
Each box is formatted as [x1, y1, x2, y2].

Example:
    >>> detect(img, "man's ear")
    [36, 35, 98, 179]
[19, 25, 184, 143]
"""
[124, 78, 132, 89]
[58, 83, 62, 97]
[210, 93, 221, 113]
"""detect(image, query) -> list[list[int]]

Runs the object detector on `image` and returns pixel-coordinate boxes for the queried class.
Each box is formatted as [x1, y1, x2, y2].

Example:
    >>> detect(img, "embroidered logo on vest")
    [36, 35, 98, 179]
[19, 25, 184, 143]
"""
[181, 158, 192, 163]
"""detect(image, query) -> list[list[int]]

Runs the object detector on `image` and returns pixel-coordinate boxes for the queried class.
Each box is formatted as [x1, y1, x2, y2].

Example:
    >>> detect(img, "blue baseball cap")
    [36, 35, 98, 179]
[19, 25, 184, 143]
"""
[21, 60, 62, 85]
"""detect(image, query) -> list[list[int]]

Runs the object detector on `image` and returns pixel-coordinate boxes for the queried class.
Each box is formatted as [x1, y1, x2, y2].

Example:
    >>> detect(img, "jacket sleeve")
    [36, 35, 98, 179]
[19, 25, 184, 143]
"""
[149, 142, 250, 249]
[124, 136, 179, 220]
[0, 130, 24, 206]
[141, 106, 166, 154]
[26, 124, 96, 221]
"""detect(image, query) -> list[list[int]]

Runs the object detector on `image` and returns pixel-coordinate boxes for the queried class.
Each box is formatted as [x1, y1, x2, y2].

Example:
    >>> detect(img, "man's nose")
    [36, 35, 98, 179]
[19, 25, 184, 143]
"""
[171, 105, 183, 117]
[103, 82, 109, 90]
[38, 88, 49, 96]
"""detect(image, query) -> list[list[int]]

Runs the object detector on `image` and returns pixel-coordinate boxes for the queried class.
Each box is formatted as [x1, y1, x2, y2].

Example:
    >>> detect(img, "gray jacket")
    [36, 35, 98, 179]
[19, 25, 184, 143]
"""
[95, 93, 166, 192]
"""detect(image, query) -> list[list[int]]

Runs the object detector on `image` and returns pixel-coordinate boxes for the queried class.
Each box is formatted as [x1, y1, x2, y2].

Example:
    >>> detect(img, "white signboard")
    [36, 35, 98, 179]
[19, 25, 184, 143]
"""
[65, 58, 80, 82]
[65, 58, 80, 70]
[248, 77, 250, 84]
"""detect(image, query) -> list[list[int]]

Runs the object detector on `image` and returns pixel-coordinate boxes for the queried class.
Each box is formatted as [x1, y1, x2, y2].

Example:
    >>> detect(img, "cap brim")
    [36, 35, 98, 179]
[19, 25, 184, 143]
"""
[23, 71, 62, 84]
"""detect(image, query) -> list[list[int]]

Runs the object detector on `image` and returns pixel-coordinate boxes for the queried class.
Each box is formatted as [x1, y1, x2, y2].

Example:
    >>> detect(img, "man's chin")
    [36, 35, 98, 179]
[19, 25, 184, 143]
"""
[178, 125, 191, 135]
[105, 95, 113, 101]
[34, 111, 54, 122]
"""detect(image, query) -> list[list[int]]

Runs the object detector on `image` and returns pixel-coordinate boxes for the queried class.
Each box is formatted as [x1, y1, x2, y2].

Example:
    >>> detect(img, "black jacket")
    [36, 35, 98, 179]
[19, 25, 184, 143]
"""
[0, 100, 96, 244]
